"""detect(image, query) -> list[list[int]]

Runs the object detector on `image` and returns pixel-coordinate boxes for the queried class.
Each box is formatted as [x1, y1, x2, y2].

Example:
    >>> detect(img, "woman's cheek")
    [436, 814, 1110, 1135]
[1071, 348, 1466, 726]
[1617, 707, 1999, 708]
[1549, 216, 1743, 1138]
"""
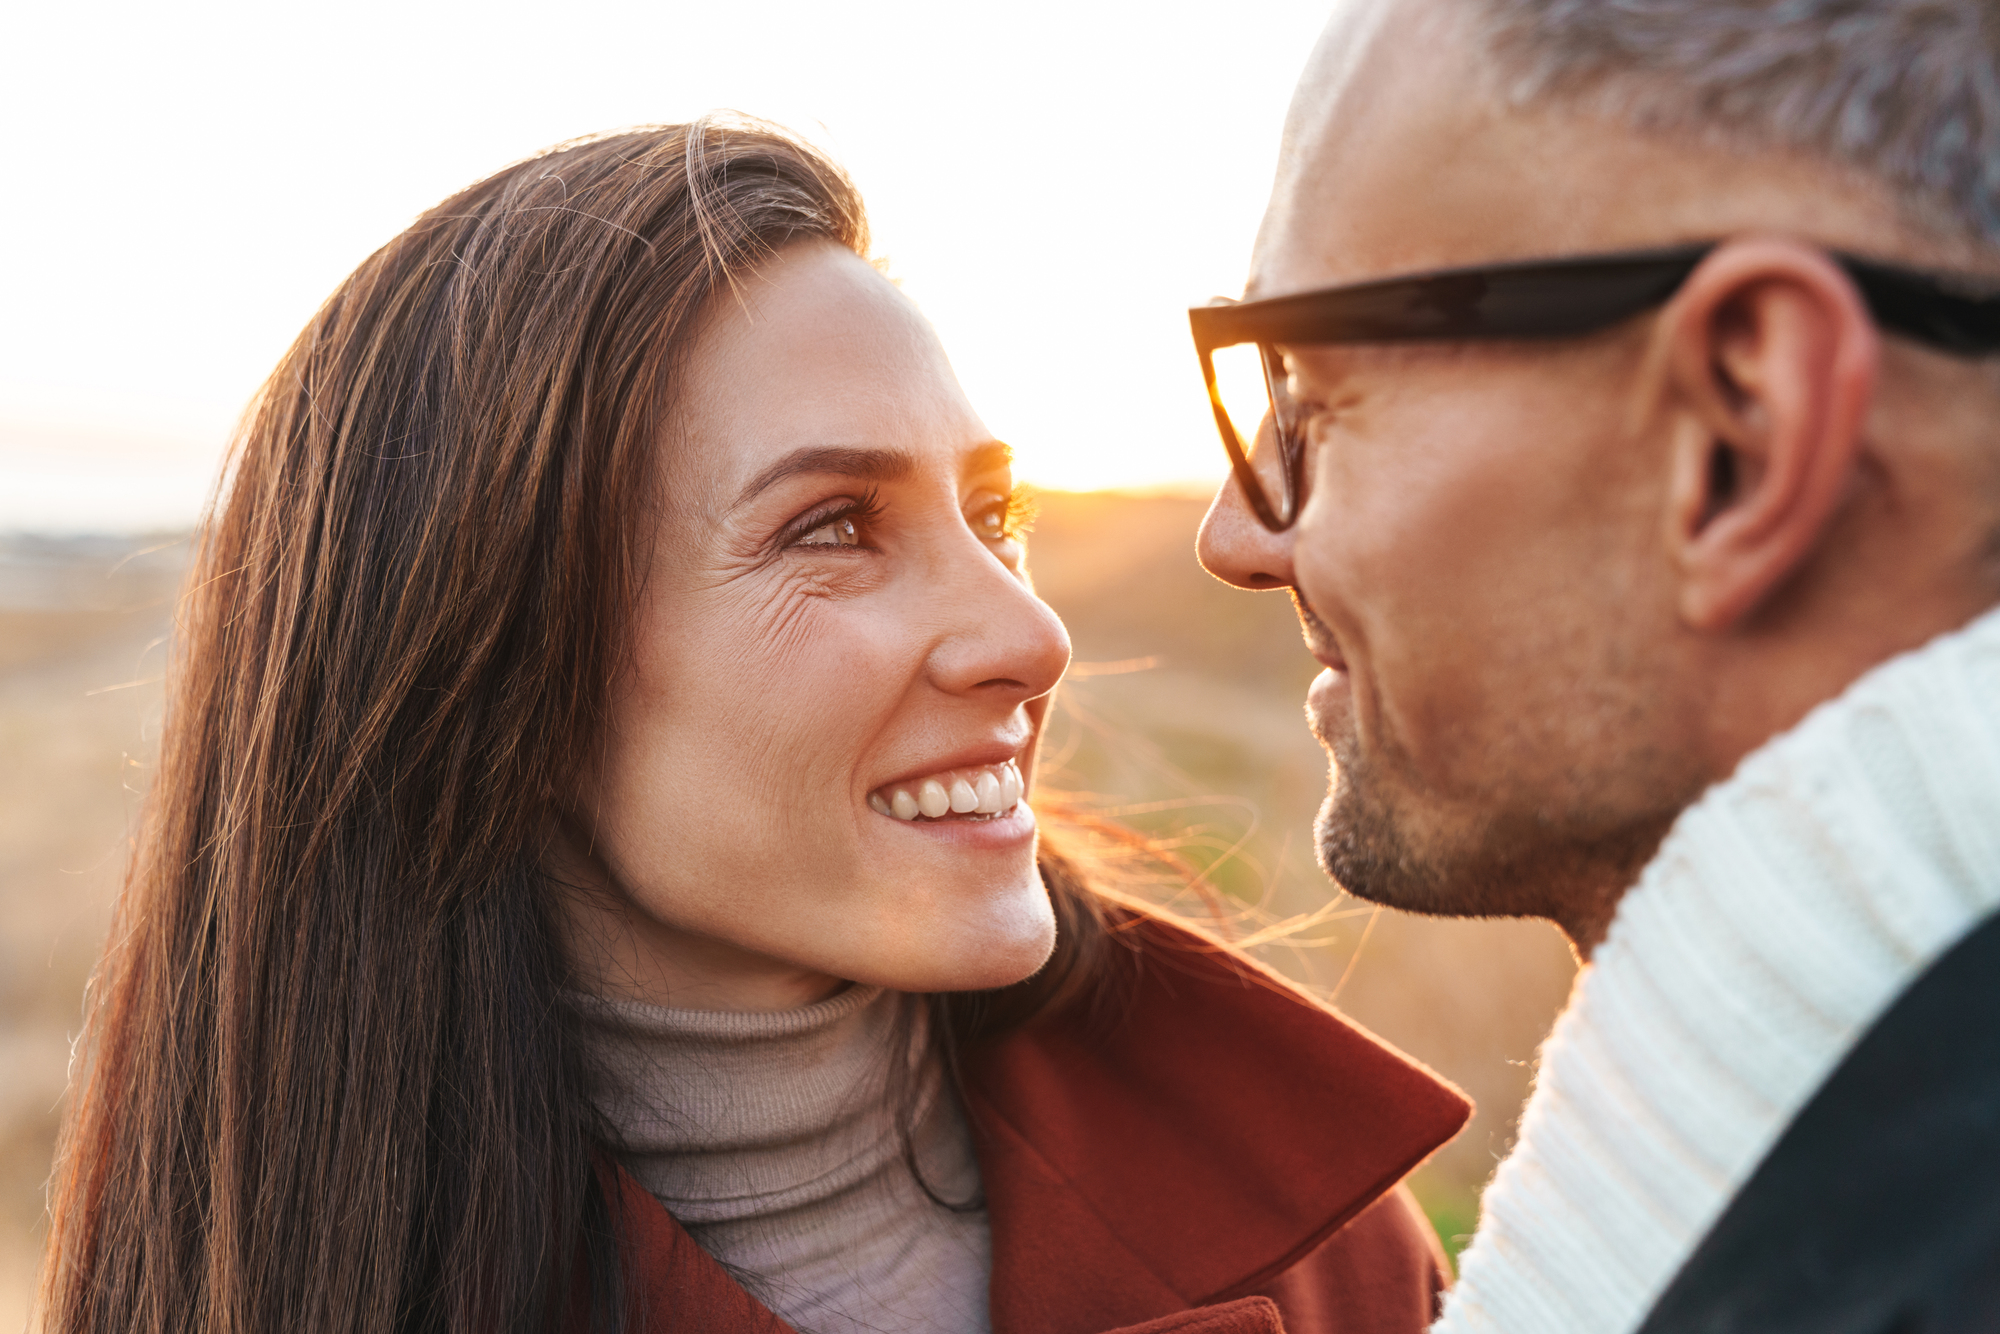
[741, 560, 890, 662]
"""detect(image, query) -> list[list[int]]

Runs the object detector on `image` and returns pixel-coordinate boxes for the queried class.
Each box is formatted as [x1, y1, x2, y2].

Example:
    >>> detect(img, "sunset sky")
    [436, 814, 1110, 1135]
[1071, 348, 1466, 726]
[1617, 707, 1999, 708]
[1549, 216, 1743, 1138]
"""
[1, 0, 1336, 532]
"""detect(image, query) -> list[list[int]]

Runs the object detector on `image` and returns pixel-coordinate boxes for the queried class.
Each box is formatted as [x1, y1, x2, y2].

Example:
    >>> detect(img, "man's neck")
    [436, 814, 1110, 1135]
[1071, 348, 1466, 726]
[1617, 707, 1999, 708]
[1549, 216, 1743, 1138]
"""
[1438, 601, 2000, 1334]
[1559, 590, 2000, 956]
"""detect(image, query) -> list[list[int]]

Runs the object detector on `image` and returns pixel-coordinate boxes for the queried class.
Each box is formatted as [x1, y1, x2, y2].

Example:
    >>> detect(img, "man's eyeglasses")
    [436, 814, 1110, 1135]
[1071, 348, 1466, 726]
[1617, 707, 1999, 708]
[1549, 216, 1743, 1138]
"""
[1189, 242, 2000, 532]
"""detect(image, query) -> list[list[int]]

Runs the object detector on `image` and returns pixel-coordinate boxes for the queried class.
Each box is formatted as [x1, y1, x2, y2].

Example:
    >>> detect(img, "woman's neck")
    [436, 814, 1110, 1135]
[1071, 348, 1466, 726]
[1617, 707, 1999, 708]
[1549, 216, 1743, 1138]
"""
[569, 985, 994, 1334]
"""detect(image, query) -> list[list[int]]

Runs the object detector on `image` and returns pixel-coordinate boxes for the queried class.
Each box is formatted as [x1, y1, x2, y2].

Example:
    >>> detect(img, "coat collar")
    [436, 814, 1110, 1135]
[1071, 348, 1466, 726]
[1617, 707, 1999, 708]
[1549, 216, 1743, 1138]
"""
[593, 1160, 797, 1332]
[590, 910, 1470, 1334]
[961, 912, 1470, 1334]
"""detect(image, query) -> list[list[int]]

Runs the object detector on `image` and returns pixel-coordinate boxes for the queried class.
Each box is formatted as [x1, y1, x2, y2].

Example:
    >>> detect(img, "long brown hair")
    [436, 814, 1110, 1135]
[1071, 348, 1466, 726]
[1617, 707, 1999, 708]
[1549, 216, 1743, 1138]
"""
[40, 117, 1108, 1334]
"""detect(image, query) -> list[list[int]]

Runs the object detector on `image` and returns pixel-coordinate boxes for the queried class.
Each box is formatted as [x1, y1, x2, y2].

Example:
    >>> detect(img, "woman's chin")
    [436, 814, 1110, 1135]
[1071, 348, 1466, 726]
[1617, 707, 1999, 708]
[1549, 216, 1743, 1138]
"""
[947, 905, 1060, 992]
[850, 878, 1058, 994]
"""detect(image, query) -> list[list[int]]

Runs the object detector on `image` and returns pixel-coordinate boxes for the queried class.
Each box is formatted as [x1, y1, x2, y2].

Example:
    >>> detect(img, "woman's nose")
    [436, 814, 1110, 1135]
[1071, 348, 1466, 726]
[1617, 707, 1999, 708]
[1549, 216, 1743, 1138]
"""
[1197, 472, 1298, 591]
[926, 546, 1072, 704]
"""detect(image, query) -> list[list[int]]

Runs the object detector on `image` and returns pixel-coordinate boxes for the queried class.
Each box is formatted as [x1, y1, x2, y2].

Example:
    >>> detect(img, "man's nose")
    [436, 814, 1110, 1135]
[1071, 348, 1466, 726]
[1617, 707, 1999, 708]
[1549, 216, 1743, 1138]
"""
[1197, 472, 1296, 591]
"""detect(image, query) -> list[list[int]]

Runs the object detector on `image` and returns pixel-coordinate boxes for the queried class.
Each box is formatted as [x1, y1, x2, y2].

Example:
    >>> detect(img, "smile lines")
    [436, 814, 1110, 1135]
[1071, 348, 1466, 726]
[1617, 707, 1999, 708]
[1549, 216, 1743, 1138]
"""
[869, 761, 1025, 822]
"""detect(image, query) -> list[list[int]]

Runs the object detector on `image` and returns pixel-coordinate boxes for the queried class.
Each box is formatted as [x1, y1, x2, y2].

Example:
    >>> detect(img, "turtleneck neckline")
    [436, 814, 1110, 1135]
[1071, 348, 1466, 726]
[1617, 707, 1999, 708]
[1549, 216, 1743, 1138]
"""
[568, 982, 992, 1334]
[574, 980, 879, 1042]
[1437, 604, 2000, 1334]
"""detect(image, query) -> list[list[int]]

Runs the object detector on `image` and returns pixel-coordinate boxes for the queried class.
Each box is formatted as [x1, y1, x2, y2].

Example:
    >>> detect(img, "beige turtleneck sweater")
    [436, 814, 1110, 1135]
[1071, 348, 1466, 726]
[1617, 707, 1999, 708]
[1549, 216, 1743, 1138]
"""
[568, 983, 992, 1334]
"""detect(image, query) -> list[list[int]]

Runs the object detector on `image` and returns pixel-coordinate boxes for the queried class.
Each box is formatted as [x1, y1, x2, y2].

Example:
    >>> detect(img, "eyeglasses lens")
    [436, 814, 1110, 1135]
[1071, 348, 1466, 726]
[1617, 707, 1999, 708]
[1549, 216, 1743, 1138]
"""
[1208, 341, 1273, 457]
[1209, 341, 1295, 515]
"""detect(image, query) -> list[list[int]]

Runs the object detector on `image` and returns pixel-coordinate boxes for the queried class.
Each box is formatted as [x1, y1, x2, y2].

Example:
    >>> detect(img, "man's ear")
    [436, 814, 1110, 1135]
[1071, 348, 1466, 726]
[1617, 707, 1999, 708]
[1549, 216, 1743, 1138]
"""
[1659, 237, 1880, 631]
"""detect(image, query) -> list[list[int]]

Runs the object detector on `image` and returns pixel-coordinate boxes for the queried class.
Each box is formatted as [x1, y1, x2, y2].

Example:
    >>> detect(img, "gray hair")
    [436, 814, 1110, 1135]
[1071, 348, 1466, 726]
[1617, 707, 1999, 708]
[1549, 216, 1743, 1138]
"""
[1468, 0, 2000, 254]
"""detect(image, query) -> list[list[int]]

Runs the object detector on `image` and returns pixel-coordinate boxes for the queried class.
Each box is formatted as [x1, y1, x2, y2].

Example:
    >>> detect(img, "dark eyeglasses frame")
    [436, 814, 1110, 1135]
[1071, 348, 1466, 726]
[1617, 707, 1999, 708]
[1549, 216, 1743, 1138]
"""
[1189, 241, 2000, 532]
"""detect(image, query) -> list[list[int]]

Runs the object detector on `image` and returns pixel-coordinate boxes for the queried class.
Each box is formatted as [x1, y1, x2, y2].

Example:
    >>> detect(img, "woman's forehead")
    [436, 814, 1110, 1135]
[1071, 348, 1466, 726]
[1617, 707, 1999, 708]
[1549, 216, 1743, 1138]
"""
[671, 242, 988, 492]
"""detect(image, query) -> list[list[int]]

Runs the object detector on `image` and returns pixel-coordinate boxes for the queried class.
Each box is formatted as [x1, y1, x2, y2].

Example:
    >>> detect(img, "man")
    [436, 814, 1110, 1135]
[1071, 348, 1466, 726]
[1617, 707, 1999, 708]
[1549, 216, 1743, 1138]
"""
[1194, 1, 2000, 1331]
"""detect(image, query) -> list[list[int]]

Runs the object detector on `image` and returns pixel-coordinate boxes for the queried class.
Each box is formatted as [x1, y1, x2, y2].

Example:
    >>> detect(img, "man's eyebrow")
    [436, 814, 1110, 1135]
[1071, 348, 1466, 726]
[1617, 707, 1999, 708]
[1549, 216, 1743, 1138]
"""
[734, 446, 919, 508]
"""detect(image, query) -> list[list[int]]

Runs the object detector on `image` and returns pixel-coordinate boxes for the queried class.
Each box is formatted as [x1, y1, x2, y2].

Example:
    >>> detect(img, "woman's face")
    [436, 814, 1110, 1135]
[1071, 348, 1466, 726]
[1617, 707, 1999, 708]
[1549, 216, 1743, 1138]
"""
[566, 241, 1071, 1009]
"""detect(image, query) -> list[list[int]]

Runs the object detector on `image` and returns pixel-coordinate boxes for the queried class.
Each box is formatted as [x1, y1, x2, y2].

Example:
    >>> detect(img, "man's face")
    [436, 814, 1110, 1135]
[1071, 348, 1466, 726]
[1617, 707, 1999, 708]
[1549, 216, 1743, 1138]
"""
[1203, 0, 1906, 928]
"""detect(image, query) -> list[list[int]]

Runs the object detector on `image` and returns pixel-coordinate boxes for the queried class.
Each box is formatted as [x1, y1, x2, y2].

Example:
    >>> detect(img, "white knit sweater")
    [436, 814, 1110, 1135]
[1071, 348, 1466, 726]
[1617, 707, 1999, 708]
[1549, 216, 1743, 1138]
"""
[1435, 605, 2000, 1334]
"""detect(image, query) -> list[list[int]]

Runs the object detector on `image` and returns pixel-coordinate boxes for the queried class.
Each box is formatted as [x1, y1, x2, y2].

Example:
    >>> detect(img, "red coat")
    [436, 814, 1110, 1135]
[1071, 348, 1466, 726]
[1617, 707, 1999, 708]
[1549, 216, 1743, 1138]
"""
[593, 916, 1471, 1334]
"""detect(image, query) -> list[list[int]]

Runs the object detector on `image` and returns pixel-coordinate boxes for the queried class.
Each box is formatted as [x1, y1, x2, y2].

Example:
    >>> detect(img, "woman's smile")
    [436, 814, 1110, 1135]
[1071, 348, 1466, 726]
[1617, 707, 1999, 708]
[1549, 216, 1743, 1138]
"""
[868, 755, 1024, 821]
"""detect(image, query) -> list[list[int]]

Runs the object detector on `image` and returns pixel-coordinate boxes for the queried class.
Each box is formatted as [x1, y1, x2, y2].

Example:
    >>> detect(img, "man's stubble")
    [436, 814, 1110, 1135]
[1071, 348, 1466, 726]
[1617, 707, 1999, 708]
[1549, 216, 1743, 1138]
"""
[1309, 610, 1702, 944]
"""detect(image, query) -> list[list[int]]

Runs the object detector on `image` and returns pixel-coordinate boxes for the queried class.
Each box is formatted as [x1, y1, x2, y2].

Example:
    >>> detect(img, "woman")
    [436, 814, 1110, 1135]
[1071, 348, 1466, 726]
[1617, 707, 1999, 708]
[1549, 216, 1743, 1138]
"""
[38, 119, 1468, 1334]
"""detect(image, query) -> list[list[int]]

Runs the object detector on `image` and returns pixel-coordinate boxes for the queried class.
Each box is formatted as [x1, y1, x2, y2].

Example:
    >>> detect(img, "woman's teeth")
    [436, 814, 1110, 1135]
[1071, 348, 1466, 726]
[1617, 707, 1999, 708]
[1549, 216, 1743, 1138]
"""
[869, 761, 1024, 822]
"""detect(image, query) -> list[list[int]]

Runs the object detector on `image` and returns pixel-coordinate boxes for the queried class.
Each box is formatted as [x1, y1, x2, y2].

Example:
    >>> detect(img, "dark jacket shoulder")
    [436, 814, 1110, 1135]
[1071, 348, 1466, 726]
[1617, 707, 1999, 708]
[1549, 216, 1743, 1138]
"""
[1636, 907, 2000, 1334]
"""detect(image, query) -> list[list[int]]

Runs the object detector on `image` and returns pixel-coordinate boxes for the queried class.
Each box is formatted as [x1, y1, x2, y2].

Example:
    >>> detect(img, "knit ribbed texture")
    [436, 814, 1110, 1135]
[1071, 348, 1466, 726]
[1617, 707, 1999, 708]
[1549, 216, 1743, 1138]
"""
[568, 983, 991, 1334]
[1436, 605, 2000, 1334]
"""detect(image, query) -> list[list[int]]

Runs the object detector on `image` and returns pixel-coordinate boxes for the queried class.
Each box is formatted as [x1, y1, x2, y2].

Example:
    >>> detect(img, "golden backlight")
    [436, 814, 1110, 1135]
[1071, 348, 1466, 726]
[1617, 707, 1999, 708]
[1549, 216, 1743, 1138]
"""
[0, 0, 1344, 529]
[0, 18, 1585, 1320]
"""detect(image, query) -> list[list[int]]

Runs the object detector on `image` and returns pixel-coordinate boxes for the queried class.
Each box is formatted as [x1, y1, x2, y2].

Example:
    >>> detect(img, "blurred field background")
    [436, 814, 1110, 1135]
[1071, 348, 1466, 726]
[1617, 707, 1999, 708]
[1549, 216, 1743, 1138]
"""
[0, 492, 1577, 1327]
[0, 534, 184, 1325]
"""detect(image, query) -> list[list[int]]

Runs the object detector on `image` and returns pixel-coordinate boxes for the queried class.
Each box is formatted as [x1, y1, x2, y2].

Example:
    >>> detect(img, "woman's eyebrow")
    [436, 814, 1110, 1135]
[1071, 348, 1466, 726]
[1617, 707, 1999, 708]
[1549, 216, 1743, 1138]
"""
[733, 445, 918, 508]
[961, 440, 1013, 477]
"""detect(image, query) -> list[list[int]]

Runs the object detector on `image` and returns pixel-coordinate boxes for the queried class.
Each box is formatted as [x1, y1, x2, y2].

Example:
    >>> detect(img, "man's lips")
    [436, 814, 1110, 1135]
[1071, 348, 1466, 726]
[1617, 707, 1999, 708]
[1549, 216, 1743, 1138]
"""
[1294, 594, 1348, 672]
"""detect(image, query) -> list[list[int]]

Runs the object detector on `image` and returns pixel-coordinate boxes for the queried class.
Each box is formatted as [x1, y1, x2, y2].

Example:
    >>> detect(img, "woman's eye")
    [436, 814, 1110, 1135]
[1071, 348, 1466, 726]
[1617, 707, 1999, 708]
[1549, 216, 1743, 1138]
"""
[971, 485, 1036, 545]
[796, 517, 861, 547]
